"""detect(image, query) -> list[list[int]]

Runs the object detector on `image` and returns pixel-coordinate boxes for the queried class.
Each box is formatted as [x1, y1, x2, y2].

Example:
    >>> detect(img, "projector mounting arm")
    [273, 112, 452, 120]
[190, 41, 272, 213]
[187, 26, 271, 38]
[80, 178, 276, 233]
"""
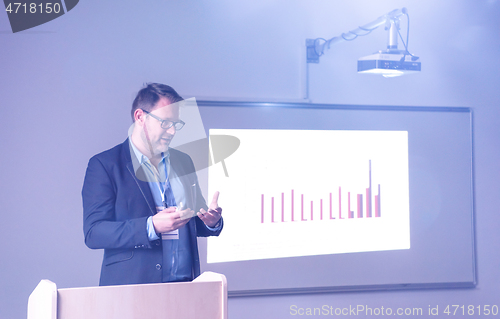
[307, 8, 407, 63]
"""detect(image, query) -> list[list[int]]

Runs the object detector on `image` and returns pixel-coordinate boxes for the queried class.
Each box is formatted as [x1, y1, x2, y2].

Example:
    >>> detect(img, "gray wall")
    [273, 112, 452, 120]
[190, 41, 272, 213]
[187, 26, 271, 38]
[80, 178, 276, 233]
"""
[1, 1, 499, 318]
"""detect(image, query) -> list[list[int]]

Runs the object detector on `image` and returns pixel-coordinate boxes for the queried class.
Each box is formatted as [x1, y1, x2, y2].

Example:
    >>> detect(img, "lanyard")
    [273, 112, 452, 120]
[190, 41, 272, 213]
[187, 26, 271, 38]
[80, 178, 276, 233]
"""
[144, 153, 171, 208]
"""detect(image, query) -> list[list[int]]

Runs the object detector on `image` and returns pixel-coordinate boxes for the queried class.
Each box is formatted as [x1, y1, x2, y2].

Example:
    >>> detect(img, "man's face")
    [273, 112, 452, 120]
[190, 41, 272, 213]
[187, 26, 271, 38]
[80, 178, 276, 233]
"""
[141, 97, 180, 156]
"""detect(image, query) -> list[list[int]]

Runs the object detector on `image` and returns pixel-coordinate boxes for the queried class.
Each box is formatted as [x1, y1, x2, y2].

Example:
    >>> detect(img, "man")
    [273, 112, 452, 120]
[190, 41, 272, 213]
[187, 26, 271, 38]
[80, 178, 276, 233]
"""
[82, 83, 222, 286]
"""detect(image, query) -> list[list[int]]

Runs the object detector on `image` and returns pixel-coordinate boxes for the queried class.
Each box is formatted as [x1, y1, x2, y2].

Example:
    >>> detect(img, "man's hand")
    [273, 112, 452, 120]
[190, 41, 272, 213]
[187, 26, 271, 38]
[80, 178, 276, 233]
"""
[198, 191, 222, 228]
[152, 206, 192, 234]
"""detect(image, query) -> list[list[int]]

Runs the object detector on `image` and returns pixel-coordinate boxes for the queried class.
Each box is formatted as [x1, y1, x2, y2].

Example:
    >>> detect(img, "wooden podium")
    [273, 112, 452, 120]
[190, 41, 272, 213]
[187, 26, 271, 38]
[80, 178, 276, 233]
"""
[27, 272, 227, 319]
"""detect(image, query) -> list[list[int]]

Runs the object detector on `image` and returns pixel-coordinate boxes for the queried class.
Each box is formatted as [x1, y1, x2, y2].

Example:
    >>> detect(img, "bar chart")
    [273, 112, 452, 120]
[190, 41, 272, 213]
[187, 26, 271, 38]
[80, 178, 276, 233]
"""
[260, 160, 381, 223]
[207, 129, 410, 263]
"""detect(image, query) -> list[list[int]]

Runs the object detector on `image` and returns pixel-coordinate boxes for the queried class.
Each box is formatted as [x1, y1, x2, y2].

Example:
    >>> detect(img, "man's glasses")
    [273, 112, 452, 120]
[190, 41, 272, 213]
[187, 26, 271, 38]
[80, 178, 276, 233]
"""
[141, 109, 185, 130]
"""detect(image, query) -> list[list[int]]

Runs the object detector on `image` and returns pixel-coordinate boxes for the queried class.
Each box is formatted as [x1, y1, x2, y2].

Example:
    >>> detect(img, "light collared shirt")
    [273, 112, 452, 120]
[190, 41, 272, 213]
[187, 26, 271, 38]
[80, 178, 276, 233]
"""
[129, 139, 221, 239]
[129, 139, 187, 240]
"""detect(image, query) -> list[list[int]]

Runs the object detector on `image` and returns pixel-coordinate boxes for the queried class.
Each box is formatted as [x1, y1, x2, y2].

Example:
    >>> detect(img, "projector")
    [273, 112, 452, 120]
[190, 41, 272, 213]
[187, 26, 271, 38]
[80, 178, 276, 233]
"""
[358, 50, 421, 77]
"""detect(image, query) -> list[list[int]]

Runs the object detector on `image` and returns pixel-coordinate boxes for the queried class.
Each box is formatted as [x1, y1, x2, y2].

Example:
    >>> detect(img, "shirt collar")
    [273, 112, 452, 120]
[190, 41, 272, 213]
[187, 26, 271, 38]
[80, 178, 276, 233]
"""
[129, 137, 170, 166]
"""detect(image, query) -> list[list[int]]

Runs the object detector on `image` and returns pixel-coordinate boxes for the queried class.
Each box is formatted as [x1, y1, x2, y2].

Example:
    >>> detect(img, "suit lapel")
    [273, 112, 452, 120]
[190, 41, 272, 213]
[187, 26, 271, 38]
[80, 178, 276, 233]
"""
[170, 150, 194, 209]
[122, 139, 156, 216]
[170, 149, 199, 235]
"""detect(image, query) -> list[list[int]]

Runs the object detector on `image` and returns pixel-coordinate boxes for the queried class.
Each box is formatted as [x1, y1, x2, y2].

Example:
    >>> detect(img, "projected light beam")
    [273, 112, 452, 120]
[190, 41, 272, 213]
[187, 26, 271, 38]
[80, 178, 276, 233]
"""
[172, 135, 240, 177]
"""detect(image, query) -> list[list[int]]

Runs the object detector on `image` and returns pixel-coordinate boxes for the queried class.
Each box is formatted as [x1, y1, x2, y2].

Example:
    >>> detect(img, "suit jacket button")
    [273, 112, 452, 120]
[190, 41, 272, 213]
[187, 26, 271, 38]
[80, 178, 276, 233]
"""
[156, 264, 162, 270]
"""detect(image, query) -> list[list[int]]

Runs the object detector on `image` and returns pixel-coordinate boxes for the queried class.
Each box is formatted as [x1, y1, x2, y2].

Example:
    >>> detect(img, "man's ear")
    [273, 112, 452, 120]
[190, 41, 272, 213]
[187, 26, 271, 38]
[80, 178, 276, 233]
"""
[133, 109, 146, 126]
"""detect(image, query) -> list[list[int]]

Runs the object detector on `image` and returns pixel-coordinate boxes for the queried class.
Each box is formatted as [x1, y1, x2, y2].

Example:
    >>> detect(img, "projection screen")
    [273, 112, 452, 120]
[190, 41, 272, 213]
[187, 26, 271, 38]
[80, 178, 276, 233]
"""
[187, 101, 475, 296]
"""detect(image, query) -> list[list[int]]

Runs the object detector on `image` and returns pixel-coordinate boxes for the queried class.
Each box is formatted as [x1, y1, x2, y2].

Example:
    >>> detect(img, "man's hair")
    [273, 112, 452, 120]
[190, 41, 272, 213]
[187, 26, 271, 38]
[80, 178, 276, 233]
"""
[131, 83, 183, 121]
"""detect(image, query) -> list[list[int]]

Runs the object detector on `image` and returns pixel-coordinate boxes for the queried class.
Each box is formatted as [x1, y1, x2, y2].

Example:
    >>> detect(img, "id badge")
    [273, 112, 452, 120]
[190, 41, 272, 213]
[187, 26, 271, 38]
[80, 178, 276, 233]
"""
[161, 229, 179, 240]
[156, 206, 180, 240]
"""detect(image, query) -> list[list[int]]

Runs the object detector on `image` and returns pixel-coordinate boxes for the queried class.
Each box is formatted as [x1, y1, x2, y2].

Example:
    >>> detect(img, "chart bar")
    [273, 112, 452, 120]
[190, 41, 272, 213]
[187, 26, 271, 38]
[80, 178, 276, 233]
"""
[368, 160, 372, 217]
[320, 199, 323, 220]
[261, 194, 264, 223]
[271, 197, 275, 222]
[375, 184, 381, 217]
[338, 187, 343, 219]
[366, 188, 371, 218]
[357, 194, 363, 218]
[331, 192, 335, 219]
[301, 194, 307, 221]
[348, 192, 353, 218]
[310, 201, 313, 221]
[281, 193, 285, 222]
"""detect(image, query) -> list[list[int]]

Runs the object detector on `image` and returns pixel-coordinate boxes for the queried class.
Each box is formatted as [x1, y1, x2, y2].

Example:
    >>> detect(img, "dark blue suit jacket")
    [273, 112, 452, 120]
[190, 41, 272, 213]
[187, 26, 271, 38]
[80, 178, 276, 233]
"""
[82, 139, 222, 286]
